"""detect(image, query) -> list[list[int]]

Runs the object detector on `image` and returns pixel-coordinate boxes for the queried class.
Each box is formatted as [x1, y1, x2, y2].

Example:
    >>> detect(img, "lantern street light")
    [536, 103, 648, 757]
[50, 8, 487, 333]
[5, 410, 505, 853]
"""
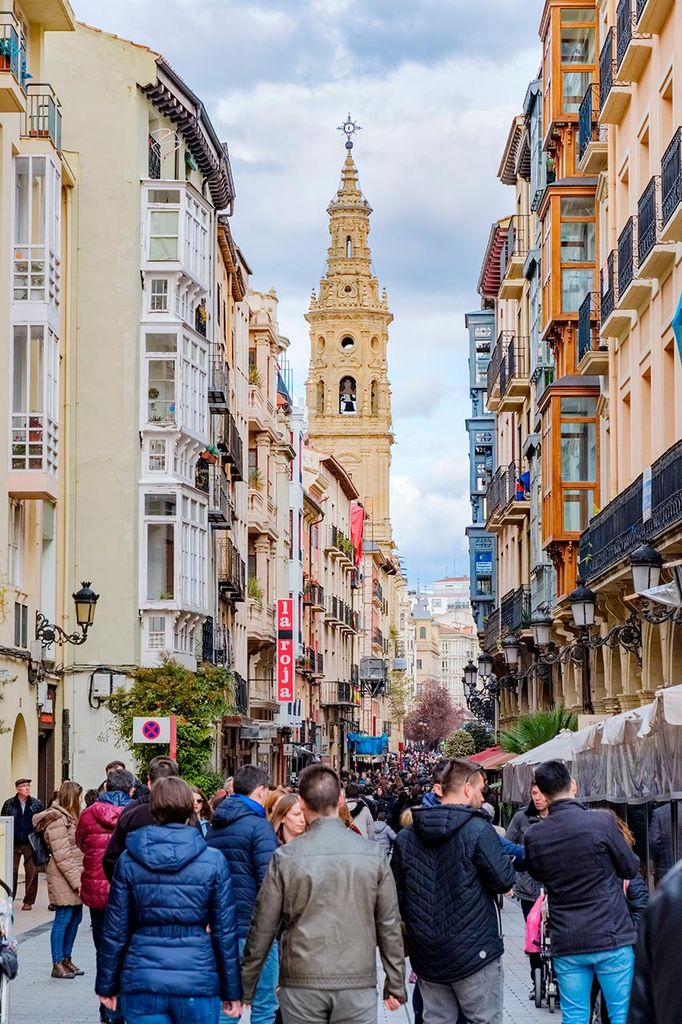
[629, 545, 682, 624]
[36, 582, 100, 650]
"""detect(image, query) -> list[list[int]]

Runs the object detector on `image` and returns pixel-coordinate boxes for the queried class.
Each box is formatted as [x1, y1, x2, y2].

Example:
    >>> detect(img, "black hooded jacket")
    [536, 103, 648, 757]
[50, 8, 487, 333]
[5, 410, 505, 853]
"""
[391, 804, 516, 983]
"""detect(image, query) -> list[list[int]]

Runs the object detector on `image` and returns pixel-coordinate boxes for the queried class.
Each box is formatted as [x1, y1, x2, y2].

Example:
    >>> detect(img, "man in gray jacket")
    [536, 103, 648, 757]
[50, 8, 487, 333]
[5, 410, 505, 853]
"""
[241, 764, 406, 1024]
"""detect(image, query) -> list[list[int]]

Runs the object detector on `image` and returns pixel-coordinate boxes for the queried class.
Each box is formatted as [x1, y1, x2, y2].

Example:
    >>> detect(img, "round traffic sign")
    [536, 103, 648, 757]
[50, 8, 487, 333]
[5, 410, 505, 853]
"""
[142, 719, 161, 740]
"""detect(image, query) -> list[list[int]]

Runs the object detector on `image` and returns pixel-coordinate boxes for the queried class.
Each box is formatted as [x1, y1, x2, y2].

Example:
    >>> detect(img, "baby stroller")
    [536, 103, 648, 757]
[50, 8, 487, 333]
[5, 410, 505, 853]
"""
[533, 891, 559, 1014]
[0, 879, 18, 1024]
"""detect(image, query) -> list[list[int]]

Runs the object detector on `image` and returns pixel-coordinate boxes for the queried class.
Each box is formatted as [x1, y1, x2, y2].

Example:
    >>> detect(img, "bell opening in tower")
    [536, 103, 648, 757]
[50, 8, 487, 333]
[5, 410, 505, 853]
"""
[339, 376, 357, 415]
[346, 236, 352, 257]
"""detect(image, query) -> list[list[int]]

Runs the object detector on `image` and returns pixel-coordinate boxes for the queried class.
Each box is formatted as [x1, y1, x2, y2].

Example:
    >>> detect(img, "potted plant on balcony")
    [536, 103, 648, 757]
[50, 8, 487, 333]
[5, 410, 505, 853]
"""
[247, 577, 263, 608]
[249, 365, 262, 388]
[249, 467, 263, 492]
[199, 443, 221, 464]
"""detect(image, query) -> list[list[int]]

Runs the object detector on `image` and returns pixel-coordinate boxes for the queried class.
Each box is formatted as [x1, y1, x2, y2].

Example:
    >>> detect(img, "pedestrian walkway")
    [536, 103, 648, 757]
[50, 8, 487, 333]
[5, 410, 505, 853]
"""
[10, 899, 559, 1022]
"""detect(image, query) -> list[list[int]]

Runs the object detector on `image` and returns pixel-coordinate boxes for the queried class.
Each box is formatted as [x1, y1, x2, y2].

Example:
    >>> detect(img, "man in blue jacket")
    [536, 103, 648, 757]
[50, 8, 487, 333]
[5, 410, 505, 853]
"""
[207, 765, 279, 1023]
[392, 758, 516, 1024]
[524, 760, 640, 1024]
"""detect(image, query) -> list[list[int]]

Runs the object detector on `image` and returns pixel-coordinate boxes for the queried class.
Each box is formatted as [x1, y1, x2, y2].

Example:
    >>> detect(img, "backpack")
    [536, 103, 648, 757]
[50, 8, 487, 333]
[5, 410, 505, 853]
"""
[27, 830, 50, 868]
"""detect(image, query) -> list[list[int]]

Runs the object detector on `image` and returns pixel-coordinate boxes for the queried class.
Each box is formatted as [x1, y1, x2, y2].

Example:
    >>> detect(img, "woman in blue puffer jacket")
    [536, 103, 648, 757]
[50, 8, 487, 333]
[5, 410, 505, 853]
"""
[96, 777, 242, 1024]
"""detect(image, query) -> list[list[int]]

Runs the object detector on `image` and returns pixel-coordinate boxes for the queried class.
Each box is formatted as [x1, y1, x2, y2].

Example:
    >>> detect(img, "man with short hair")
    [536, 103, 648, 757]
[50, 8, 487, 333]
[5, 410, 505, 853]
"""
[525, 759, 640, 1024]
[207, 765, 279, 1024]
[241, 764, 406, 1024]
[2, 778, 44, 909]
[391, 758, 516, 1024]
[102, 756, 178, 882]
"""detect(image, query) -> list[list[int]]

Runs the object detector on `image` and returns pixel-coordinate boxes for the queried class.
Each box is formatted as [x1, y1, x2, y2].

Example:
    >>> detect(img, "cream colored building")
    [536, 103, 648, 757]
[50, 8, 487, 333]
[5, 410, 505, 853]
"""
[36, 22, 248, 788]
[438, 623, 477, 708]
[1, 0, 76, 802]
[411, 603, 441, 697]
[246, 288, 295, 783]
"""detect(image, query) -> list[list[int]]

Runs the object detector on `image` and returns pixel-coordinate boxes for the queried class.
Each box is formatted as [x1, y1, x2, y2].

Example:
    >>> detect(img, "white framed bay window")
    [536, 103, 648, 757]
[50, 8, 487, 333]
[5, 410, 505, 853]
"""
[11, 323, 59, 472]
[143, 329, 207, 438]
[143, 490, 207, 611]
[144, 184, 211, 290]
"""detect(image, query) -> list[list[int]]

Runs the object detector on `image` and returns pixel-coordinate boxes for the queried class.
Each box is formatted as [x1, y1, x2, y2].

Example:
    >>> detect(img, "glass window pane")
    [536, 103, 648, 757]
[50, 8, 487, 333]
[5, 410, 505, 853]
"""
[561, 396, 596, 416]
[149, 211, 178, 261]
[145, 333, 177, 353]
[29, 325, 44, 413]
[30, 158, 46, 246]
[148, 190, 181, 205]
[563, 489, 594, 532]
[563, 71, 591, 112]
[15, 158, 29, 245]
[561, 27, 595, 63]
[12, 326, 27, 412]
[562, 268, 593, 311]
[147, 360, 175, 424]
[561, 422, 596, 480]
[561, 196, 595, 219]
[145, 494, 176, 517]
[147, 523, 174, 600]
[561, 8, 594, 21]
[561, 220, 595, 262]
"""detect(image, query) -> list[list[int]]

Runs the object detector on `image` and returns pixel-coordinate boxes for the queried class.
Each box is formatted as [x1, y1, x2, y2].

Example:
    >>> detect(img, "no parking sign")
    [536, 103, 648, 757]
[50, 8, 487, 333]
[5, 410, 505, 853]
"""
[133, 716, 171, 744]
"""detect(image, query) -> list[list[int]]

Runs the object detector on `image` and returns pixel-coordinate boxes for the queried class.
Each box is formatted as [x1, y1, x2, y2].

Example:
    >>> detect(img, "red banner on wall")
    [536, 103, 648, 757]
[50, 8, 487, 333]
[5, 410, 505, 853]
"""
[277, 599, 294, 702]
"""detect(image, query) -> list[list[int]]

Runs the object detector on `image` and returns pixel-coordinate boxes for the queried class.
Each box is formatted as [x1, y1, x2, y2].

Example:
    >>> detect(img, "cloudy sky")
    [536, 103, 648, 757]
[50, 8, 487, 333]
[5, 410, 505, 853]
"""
[72, 0, 543, 586]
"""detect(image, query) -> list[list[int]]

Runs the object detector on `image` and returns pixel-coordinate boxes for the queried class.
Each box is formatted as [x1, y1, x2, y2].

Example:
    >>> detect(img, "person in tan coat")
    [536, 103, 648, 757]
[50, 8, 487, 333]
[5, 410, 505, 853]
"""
[33, 780, 84, 979]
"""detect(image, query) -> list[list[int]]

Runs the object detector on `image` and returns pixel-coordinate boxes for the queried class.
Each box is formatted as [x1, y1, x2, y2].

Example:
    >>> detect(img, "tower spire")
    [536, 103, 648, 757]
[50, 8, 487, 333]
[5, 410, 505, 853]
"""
[337, 112, 362, 150]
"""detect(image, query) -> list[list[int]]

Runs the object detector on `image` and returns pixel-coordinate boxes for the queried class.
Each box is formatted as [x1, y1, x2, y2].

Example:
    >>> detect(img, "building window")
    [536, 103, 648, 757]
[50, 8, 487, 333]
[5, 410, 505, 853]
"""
[8, 500, 24, 587]
[11, 324, 59, 473]
[419, 627, 426, 640]
[145, 493, 176, 601]
[148, 615, 166, 649]
[560, 395, 597, 532]
[370, 380, 378, 416]
[14, 602, 28, 649]
[150, 279, 168, 311]
[416, 659, 422, 671]
[149, 209, 179, 261]
[560, 8, 595, 114]
[180, 494, 207, 610]
[184, 194, 210, 285]
[148, 440, 167, 473]
[560, 196, 596, 312]
[346, 236, 352, 257]
[316, 379, 325, 414]
[14, 155, 61, 305]
[146, 331, 177, 425]
[181, 334, 208, 438]
[339, 376, 357, 415]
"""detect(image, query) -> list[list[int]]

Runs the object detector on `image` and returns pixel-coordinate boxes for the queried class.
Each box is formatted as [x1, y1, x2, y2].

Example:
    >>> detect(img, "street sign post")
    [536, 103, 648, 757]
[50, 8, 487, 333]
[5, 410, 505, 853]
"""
[133, 716, 171, 744]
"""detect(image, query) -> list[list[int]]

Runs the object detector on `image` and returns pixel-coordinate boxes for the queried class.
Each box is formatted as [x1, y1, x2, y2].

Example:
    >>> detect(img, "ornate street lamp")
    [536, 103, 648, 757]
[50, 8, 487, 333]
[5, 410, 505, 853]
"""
[631, 544, 663, 594]
[477, 650, 494, 680]
[569, 580, 596, 629]
[463, 659, 478, 691]
[36, 581, 100, 650]
[502, 635, 520, 669]
[530, 611, 553, 648]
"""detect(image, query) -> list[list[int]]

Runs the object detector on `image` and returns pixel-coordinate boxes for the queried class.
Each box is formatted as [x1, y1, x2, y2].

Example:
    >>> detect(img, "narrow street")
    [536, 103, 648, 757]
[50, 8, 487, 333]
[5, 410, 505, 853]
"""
[9, 882, 557, 1023]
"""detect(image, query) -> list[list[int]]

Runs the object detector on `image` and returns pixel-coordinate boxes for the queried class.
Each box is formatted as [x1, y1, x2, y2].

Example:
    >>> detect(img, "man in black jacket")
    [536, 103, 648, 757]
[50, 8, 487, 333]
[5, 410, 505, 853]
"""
[2, 778, 43, 909]
[102, 756, 178, 882]
[524, 760, 640, 1024]
[627, 859, 682, 1024]
[391, 758, 515, 1024]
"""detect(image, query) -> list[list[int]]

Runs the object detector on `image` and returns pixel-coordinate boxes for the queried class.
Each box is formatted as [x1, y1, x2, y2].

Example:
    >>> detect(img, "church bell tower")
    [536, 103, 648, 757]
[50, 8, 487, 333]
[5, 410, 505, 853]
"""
[305, 118, 394, 546]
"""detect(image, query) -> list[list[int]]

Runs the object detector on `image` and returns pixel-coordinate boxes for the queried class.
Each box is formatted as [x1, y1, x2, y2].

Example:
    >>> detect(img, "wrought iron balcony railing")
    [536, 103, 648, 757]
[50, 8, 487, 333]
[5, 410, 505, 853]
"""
[483, 608, 500, 652]
[23, 84, 62, 150]
[0, 12, 26, 85]
[600, 250, 617, 322]
[637, 176, 659, 266]
[578, 83, 599, 164]
[617, 216, 636, 297]
[579, 438, 682, 581]
[578, 291, 601, 364]
[616, 0, 633, 68]
[599, 29, 615, 113]
[500, 586, 531, 635]
[661, 128, 681, 229]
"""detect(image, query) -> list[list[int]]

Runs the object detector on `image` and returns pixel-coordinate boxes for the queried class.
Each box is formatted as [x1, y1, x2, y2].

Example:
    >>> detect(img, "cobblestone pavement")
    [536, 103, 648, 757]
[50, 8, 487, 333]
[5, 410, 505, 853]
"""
[9, 896, 559, 1022]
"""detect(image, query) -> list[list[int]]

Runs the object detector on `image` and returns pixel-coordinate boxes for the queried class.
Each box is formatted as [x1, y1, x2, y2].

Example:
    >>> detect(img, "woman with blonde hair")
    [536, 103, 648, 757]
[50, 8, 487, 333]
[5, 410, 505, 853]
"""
[33, 780, 84, 978]
[268, 794, 306, 845]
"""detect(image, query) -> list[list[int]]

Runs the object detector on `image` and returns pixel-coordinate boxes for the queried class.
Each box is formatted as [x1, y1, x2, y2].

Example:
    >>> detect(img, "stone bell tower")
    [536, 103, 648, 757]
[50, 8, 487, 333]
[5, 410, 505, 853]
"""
[305, 124, 394, 546]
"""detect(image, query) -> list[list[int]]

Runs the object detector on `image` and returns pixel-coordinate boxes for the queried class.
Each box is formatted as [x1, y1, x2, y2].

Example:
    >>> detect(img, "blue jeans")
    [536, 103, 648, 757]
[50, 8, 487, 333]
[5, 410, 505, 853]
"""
[553, 945, 635, 1024]
[121, 994, 220, 1023]
[50, 905, 83, 963]
[225, 938, 278, 1024]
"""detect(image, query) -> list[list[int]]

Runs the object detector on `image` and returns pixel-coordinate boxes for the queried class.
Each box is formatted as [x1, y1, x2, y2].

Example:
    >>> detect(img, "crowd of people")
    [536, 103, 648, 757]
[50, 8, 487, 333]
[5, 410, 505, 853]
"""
[2, 749, 680, 1023]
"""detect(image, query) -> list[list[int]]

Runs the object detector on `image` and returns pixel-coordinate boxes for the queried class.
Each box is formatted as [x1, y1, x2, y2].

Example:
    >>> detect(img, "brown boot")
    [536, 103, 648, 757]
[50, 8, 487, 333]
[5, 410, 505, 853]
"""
[62, 957, 84, 976]
[51, 962, 74, 979]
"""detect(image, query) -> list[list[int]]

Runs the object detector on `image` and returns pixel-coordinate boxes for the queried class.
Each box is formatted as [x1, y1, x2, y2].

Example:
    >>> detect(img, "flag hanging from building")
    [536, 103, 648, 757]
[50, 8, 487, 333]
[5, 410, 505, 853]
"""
[277, 599, 294, 703]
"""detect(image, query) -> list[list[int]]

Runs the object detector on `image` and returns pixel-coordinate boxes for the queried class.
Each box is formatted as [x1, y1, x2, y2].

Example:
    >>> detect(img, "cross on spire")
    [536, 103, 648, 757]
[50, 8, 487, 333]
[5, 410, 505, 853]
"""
[337, 113, 362, 150]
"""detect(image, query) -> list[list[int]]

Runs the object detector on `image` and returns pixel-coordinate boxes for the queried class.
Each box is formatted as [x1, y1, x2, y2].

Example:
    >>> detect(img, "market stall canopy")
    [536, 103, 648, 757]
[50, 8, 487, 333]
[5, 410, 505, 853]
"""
[469, 746, 516, 770]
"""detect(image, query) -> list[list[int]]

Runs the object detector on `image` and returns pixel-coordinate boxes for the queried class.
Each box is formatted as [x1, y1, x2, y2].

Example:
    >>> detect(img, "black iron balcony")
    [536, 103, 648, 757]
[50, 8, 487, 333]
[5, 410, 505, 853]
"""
[233, 673, 248, 716]
[208, 462, 231, 528]
[579, 438, 682, 581]
[578, 83, 598, 164]
[23, 84, 62, 150]
[500, 586, 531, 635]
[638, 176, 658, 266]
[202, 618, 232, 667]
[499, 215, 530, 282]
[372, 627, 384, 648]
[0, 12, 25, 86]
[617, 217, 636, 298]
[218, 411, 244, 481]
[483, 608, 500, 653]
[599, 29, 615, 112]
[601, 251, 617, 322]
[661, 128, 682, 231]
[499, 334, 529, 404]
[217, 537, 246, 602]
[148, 134, 161, 179]
[616, 0, 633, 68]
[486, 331, 505, 400]
[209, 353, 229, 411]
[321, 681, 353, 706]
[577, 292, 602, 366]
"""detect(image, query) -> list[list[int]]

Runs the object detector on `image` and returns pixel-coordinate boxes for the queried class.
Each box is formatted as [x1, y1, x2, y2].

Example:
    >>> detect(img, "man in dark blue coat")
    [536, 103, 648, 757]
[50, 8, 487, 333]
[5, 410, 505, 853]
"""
[391, 758, 516, 1024]
[524, 760, 640, 1024]
[207, 765, 279, 1024]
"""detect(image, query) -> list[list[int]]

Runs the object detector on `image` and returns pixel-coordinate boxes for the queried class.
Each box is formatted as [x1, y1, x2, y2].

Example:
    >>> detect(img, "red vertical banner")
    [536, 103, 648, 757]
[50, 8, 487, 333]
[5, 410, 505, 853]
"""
[277, 598, 294, 703]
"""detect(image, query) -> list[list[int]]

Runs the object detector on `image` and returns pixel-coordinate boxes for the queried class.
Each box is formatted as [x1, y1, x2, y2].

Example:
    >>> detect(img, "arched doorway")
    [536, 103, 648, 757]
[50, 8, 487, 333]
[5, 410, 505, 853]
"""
[10, 714, 30, 783]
